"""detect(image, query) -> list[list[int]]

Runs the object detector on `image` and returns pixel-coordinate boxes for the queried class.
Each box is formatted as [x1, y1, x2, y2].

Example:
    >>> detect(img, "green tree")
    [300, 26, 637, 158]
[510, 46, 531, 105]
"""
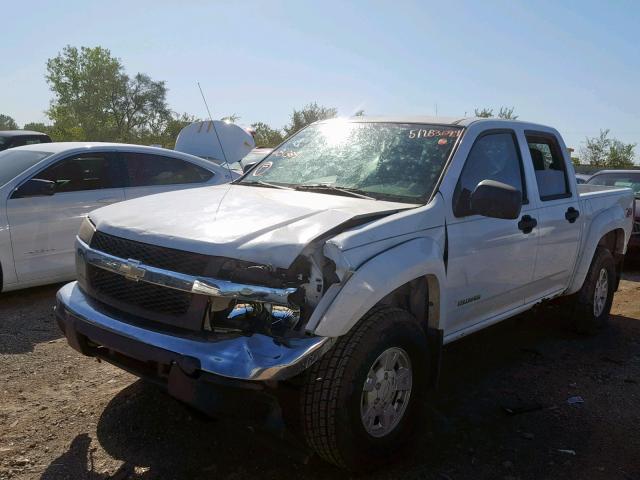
[284, 102, 337, 137]
[497, 106, 518, 119]
[110, 72, 171, 142]
[0, 114, 18, 130]
[581, 129, 636, 168]
[221, 114, 241, 123]
[250, 121, 284, 147]
[474, 107, 493, 118]
[22, 122, 49, 132]
[46, 45, 171, 142]
[474, 106, 518, 119]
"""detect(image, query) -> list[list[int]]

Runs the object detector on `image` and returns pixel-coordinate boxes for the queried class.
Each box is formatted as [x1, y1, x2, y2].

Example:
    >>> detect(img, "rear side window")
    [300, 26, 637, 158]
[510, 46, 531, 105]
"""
[526, 133, 571, 200]
[34, 152, 124, 193]
[453, 131, 526, 217]
[122, 153, 213, 187]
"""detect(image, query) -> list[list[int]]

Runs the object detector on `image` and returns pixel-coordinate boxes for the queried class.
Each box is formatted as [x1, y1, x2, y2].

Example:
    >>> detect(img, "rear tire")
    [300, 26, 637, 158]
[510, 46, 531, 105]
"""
[299, 307, 428, 470]
[570, 247, 616, 334]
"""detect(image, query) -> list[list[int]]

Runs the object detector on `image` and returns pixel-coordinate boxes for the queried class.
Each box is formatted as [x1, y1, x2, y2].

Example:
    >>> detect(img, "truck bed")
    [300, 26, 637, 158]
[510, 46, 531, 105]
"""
[577, 183, 633, 198]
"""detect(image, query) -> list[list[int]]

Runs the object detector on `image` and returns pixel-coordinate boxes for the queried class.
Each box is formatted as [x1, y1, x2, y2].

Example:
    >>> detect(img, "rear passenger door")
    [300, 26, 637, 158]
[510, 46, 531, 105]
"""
[524, 132, 582, 300]
[120, 152, 215, 200]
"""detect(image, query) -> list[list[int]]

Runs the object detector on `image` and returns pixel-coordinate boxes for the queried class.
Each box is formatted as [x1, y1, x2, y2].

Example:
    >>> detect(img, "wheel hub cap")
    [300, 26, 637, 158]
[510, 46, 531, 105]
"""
[360, 347, 413, 438]
[593, 268, 609, 317]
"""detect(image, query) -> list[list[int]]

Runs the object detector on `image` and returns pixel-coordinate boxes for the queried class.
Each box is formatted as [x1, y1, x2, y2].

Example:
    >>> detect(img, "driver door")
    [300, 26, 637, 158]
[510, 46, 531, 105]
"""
[444, 130, 540, 334]
[7, 151, 125, 284]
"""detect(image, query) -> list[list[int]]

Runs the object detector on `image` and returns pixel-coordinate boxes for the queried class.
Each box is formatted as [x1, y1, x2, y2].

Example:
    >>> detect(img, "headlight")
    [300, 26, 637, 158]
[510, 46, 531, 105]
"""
[78, 216, 96, 245]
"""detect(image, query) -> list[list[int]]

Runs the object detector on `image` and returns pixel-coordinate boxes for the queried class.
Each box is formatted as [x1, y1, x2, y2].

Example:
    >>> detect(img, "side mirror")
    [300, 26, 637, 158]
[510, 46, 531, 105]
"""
[12, 179, 56, 199]
[242, 161, 258, 174]
[470, 179, 522, 220]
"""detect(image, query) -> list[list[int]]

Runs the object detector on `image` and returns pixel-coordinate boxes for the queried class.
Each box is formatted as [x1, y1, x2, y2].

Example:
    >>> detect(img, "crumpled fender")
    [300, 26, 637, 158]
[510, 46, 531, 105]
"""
[312, 236, 446, 337]
[567, 201, 631, 295]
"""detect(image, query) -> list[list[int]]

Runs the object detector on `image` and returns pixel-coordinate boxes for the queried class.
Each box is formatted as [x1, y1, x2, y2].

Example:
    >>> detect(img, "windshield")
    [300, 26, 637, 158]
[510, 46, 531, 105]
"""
[587, 172, 640, 197]
[237, 121, 462, 203]
[0, 149, 54, 188]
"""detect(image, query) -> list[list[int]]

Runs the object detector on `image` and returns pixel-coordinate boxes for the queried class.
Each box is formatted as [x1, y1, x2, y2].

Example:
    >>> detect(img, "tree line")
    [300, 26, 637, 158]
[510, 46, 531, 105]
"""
[1, 45, 636, 168]
[0, 46, 339, 149]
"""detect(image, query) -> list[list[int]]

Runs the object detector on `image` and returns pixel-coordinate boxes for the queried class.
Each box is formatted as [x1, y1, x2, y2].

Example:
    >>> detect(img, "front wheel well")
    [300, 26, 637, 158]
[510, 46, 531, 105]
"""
[373, 274, 441, 330]
[373, 275, 443, 388]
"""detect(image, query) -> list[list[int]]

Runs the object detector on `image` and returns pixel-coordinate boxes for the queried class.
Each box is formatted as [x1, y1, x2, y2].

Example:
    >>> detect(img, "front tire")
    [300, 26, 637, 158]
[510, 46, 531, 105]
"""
[300, 307, 428, 470]
[571, 247, 616, 334]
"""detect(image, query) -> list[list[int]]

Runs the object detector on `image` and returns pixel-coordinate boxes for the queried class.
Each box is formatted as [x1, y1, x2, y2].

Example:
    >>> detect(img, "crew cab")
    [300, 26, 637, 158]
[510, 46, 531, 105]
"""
[56, 117, 635, 470]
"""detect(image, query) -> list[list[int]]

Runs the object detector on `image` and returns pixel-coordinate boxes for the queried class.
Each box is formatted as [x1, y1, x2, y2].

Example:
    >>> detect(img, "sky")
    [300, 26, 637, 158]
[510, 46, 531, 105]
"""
[1, 0, 638, 157]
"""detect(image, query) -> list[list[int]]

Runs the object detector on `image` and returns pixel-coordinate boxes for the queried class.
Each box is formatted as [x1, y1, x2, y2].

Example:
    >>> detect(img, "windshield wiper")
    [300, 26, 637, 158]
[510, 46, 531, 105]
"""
[295, 184, 376, 200]
[240, 180, 293, 190]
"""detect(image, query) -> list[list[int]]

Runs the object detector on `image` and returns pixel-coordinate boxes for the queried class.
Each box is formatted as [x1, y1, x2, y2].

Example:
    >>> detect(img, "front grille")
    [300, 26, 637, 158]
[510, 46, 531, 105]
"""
[89, 267, 192, 316]
[91, 231, 209, 276]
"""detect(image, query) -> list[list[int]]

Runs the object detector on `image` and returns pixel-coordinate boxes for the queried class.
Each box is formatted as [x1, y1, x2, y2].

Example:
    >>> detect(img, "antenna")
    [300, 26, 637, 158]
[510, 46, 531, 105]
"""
[197, 81, 231, 169]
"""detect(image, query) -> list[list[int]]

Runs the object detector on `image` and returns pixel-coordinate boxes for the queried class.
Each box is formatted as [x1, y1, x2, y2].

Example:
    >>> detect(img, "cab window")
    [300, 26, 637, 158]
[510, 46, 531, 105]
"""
[526, 133, 571, 200]
[453, 131, 526, 217]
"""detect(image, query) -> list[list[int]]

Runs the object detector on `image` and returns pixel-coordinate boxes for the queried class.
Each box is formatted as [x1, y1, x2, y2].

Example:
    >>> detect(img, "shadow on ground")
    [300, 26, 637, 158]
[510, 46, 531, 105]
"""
[40, 296, 640, 479]
[0, 283, 63, 354]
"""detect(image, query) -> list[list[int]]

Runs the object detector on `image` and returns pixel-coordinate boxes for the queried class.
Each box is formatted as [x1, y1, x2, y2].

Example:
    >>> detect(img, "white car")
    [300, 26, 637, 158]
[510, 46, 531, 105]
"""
[0, 142, 238, 292]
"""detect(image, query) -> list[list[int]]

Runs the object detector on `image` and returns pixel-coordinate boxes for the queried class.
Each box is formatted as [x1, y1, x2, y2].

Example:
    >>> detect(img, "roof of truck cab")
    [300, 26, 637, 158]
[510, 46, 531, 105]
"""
[321, 116, 554, 129]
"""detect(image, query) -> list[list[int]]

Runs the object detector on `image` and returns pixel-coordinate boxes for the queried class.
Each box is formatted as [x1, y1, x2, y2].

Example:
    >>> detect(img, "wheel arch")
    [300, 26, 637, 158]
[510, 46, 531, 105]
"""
[312, 237, 445, 338]
[568, 202, 628, 295]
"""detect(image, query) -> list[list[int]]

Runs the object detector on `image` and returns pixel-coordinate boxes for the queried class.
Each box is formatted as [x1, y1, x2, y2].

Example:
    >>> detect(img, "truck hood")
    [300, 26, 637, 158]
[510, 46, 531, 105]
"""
[89, 184, 416, 268]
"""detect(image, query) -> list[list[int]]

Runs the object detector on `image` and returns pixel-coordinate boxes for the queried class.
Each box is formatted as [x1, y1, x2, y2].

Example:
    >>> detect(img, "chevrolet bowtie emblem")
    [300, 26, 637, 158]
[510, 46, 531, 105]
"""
[118, 259, 145, 281]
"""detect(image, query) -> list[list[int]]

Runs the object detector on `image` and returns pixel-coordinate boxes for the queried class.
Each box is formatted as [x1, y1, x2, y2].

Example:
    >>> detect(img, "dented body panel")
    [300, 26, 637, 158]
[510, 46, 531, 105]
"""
[90, 183, 413, 269]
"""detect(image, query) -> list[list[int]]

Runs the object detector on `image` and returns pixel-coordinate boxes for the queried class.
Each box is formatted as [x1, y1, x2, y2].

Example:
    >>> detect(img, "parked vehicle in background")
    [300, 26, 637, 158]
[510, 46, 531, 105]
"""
[575, 173, 591, 184]
[233, 147, 273, 172]
[0, 130, 52, 151]
[0, 142, 238, 292]
[174, 120, 255, 167]
[56, 117, 634, 470]
[586, 170, 640, 257]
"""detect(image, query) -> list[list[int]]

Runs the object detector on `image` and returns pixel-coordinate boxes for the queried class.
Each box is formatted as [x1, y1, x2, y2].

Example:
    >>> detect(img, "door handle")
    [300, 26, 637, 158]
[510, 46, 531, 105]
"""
[518, 215, 537, 234]
[565, 207, 580, 223]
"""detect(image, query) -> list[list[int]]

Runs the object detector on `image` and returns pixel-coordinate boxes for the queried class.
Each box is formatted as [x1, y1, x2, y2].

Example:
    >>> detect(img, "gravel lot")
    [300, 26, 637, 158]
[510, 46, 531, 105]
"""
[1, 267, 639, 480]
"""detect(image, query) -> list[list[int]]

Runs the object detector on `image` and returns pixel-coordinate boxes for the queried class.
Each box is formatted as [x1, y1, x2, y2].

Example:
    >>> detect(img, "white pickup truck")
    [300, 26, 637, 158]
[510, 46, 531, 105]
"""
[56, 117, 635, 470]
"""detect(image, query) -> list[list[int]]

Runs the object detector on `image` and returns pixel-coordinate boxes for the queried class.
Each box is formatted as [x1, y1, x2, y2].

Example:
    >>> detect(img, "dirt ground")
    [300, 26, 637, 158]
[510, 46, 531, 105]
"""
[1, 268, 639, 480]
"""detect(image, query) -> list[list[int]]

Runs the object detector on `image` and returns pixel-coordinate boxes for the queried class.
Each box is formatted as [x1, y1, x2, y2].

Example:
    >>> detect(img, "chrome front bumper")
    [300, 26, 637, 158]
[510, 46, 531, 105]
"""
[56, 282, 333, 381]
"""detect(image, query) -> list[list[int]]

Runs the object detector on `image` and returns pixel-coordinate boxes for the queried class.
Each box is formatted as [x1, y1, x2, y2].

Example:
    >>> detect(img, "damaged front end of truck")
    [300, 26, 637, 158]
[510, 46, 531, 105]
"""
[55, 199, 399, 404]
